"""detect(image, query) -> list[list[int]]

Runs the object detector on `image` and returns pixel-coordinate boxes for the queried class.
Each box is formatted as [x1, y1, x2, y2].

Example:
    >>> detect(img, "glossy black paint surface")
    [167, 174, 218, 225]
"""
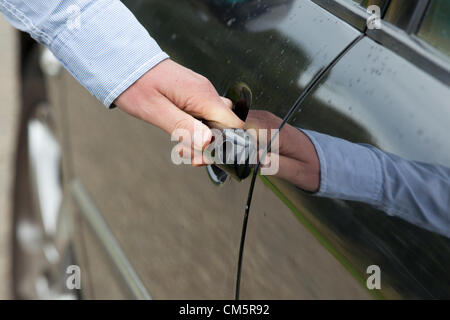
[127, 0, 359, 118]
[270, 35, 450, 298]
[42, 0, 450, 299]
[125, 0, 367, 299]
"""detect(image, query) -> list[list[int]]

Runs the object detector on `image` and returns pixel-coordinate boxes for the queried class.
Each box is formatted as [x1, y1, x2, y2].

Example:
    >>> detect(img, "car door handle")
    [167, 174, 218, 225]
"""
[206, 83, 253, 184]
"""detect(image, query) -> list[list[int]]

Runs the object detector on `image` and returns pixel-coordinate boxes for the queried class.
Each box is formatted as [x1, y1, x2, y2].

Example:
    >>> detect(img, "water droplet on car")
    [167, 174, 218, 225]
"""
[227, 18, 236, 27]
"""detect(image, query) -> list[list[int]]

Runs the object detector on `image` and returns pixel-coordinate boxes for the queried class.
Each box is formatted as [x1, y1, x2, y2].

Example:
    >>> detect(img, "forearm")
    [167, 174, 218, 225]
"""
[0, 0, 168, 107]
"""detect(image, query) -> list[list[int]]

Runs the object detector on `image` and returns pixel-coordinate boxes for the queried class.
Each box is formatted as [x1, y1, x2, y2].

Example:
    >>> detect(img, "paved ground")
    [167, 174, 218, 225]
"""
[0, 15, 19, 299]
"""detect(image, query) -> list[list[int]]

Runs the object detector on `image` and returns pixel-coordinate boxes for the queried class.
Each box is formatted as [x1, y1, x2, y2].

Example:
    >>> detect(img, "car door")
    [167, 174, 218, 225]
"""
[131, 0, 371, 299]
[62, 0, 365, 299]
[239, 0, 450, 299]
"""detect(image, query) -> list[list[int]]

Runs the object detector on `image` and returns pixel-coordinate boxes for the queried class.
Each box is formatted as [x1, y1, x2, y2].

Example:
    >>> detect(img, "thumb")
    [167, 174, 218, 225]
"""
[199, 95, 244, 130]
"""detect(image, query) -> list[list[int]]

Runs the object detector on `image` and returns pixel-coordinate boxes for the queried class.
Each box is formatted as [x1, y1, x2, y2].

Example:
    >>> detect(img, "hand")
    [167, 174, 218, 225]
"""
[245, 110, 320, 192]
[114, 59, 244, 151]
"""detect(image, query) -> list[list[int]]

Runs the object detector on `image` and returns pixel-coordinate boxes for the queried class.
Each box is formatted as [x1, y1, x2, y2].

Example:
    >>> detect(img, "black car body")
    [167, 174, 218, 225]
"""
[13, 0, 450, 299]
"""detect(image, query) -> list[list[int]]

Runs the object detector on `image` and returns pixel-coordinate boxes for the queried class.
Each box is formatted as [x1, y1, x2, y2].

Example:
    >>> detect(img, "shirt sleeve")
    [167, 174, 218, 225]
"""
[301, 129, 450, 238]
[0, 0, 169, 107]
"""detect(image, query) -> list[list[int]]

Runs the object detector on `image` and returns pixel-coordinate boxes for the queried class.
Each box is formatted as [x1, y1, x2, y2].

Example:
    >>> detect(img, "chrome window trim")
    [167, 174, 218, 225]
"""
[311, 0, 449, 84]
[312, 0, 370, 31]
[367, 22, 450, 85]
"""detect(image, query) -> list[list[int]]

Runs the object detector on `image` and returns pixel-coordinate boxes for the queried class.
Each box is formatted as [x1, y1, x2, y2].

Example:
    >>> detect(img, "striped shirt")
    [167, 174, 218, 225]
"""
[0, 0, 169, 107]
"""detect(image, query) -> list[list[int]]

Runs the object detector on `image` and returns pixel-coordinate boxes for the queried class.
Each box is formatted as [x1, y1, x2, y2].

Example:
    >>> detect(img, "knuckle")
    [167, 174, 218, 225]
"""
[193, 73, 208, 83]
[173, 117, 192, 132]
[195, 75, 215, 92]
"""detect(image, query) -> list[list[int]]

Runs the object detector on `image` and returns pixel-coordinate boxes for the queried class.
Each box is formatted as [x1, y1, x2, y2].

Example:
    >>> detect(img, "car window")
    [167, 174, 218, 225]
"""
[417, 0, 450, 57]
[384, 0, 421, 30]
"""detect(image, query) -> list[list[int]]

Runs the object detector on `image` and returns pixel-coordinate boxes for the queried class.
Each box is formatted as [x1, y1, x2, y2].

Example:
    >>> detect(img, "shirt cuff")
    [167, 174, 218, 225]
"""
[49, 0, 169, 107]
[300, 129, 383, 206]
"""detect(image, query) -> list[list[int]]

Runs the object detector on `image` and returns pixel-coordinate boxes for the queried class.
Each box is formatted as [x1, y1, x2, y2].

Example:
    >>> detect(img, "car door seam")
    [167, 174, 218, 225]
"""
[234, 33, 365, 300]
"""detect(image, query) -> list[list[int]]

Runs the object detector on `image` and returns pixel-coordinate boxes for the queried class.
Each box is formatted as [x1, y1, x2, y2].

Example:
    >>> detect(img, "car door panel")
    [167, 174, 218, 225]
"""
[240, 176, 373, 299]
[127, 0, 361, 118]
[241, 33, 450, 299]
[66, 0, 364, 299]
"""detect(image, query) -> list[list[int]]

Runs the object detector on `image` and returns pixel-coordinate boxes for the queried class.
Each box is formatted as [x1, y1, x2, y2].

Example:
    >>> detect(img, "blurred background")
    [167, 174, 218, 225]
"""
[0, 14, 19, 299]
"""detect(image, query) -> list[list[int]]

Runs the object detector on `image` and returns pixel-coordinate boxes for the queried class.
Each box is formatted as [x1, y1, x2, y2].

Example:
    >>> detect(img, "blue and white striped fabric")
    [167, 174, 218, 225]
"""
[302, 129, 450, 238]
[0, 0, 169, 107]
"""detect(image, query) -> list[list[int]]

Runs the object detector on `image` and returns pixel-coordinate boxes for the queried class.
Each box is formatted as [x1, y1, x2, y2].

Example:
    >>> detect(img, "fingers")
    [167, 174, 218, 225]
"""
[155, 60, 244, 129]
[115, 58, 246, 167]
[118, 58, 243, 132]
[117, 90, 212, 150]
[175, 144, 213, 167]
[194, 92, 244, 130]
[203, 96, 236, 129]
